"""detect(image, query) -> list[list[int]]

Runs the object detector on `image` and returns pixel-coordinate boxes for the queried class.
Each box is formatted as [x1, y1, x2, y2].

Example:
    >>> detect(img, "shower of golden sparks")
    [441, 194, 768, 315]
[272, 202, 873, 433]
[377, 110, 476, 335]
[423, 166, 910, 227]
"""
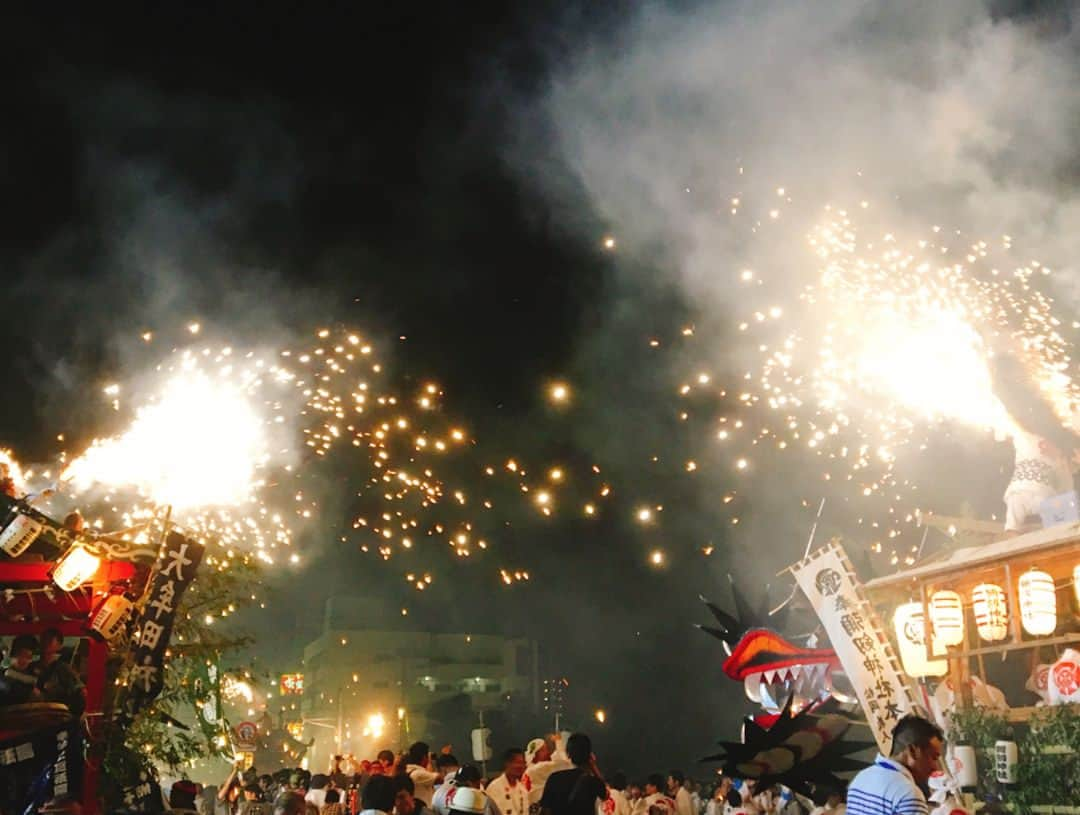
[15, 327, 623, 589]
[671, 202, 1079, 567]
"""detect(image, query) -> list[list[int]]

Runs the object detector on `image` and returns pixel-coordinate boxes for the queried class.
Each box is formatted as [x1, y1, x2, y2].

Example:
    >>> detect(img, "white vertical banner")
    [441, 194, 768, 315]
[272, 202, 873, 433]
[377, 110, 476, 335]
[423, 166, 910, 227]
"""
[790, 540, 915, 753]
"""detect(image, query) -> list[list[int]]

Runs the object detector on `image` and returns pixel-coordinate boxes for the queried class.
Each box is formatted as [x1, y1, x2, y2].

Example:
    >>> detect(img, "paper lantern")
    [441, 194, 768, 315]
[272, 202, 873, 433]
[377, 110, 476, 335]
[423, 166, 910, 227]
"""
[950, 744, 978, 789]
[994, 740, 1018, 785]
[930, 590, 965, 647]
[972, 583, 1009, 642]
[893, 602, 947, 677]
[0, 513, 44, 557]
[1018, 569, 1056, 636]
[90, 594, 134, 641]
[1074, 563, 1080, 606]
[51, 544, 101, 591]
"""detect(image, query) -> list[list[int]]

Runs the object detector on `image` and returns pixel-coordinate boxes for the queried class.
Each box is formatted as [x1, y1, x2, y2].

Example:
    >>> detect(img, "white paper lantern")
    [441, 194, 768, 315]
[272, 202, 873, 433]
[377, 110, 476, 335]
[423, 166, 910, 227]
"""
[950, 744, 978, 789]
[90, 594, 134, 641]
[972, 583, 1009, 642]
[994, 740, 1018, 785]
[1018, 569, 1057, 636]
[930, 590, 965, 647]
[0, 513, 44, 557]
[51, 544, 101, 591]
[893, 602, 947, 678]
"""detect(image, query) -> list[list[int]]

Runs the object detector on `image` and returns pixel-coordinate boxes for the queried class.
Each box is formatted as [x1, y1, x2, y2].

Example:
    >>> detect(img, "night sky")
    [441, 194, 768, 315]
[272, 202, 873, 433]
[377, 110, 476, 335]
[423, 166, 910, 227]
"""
[3, 0, 1072, 782]
[1, 2, 742, 777]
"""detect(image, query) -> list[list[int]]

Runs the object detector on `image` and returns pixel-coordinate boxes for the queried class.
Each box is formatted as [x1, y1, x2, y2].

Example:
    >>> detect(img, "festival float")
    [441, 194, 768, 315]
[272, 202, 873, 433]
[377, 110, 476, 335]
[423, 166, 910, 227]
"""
[680, 199, 1080, 813]
[0, 341, 306, 813]
[860, 514, 1080, 813]
[0, 492, 207, 814]
[700, 513, 1080, 813]
[697, 580, 874, 808]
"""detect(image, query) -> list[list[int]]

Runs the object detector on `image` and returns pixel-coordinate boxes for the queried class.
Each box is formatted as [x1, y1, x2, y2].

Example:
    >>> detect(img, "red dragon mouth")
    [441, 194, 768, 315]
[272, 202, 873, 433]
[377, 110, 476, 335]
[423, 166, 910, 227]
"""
[722, 627, 841, 680]
[722, 628, 843, 712]
[699, 590, 853, 714]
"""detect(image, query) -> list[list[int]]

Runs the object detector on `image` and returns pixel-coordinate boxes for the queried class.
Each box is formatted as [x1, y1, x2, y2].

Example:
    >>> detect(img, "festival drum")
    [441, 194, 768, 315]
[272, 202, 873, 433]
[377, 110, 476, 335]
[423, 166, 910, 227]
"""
[0, 701, 71, 740]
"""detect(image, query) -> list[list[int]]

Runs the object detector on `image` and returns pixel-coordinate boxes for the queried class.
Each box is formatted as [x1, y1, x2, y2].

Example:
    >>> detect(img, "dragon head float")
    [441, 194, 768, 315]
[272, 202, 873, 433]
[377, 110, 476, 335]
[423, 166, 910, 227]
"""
[698, 580, 856, 718]
[698, 579, 870, 802]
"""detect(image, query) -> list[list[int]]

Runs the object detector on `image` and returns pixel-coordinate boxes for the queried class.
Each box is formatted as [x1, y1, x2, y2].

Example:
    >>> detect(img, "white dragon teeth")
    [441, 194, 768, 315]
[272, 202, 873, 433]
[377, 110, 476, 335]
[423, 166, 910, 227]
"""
[753, 663, 830, 692]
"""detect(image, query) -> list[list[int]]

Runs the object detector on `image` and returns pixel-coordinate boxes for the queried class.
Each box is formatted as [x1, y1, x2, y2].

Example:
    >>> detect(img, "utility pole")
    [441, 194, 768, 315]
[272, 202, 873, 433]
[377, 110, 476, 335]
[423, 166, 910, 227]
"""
[478, 709, 487, 778]
[336, 683, 344, 753]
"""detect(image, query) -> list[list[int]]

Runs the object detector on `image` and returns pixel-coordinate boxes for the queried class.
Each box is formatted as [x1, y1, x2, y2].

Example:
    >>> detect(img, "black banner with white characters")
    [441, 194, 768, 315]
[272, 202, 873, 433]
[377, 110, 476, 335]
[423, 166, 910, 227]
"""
[120, 770, 166, 813]
[0, 721, 81, 813]
[122, 530, 204, 721]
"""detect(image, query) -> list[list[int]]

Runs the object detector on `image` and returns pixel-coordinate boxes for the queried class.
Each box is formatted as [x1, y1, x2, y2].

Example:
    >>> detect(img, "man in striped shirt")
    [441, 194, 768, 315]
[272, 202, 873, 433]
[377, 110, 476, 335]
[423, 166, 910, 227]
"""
[847, 715, 944, 815]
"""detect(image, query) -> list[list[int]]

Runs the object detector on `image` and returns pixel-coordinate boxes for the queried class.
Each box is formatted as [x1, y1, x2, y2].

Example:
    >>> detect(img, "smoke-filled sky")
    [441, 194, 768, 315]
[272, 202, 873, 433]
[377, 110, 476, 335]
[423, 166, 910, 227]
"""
[3, 0, 1079, 776]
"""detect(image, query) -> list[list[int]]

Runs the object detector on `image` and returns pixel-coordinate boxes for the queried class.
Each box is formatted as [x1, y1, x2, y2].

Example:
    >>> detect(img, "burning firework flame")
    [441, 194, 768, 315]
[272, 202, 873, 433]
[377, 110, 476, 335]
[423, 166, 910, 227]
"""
[9, 326, 619, 586]
[673, 198, 1080, 565]
[62, 366, 272, 510]
[793, 215, 1066, 438]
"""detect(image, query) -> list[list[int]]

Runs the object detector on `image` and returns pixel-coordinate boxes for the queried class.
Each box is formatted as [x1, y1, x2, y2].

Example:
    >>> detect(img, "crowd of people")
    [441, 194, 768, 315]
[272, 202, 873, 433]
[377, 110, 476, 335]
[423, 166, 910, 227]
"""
[168, 731, 858, 815]
[1, 627, 943, 815]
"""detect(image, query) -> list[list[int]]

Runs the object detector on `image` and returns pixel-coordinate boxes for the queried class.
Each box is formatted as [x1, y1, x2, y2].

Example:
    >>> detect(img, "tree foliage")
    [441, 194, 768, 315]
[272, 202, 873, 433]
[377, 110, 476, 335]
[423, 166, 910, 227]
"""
[99, 554, 260, 807]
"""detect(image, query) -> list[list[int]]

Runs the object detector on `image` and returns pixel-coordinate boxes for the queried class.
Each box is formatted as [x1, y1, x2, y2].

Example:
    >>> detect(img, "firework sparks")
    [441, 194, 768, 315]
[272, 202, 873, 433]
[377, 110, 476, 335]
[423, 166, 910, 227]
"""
[0, 325, 627, 590]
[672, 198, 1080, 564]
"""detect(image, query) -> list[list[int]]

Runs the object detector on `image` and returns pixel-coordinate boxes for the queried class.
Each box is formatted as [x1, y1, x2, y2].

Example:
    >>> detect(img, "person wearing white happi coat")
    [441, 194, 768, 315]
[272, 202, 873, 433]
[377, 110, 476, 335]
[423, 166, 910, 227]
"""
[1003, 428, 1074, 532]
[522, 735, 571, 814]
[486, 749, 529, 815]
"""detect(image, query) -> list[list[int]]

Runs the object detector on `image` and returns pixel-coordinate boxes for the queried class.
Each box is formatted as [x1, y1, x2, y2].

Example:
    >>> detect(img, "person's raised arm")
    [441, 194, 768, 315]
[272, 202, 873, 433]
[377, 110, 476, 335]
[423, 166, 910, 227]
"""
[588, 755, 604, 786]
[551, 734, 569, 764]
[219, 766, 239, 801]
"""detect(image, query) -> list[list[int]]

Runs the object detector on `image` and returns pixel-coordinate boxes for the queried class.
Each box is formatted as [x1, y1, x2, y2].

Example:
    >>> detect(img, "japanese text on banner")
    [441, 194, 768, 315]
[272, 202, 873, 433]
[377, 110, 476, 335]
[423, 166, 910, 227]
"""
[123, 531, 204, 720]
[790, 540, 913, 753]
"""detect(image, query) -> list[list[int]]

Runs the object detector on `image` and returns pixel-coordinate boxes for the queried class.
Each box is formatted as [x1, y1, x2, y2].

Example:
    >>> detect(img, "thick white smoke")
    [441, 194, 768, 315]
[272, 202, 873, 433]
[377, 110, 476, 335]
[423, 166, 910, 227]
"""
[512, 0, 1080, 575]
[542, 0, 1080, 300]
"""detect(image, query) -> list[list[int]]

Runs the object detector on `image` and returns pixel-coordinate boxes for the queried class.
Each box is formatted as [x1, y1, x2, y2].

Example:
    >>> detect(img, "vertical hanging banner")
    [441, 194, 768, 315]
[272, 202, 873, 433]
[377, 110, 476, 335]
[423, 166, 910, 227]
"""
[123, 530, 204, 719]
[0, 721, 81, 813]
[790, 540, 915, 753]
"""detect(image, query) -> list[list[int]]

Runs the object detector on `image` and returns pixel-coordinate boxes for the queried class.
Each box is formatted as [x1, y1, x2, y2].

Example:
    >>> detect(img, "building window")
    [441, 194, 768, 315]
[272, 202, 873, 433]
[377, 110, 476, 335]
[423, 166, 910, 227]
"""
[459, 677, 500, 694]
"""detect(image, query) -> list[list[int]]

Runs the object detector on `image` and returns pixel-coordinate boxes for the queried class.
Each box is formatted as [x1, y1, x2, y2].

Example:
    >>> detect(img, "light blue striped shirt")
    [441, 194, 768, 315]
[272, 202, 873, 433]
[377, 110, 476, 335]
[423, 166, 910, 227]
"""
[846, 755, 928, 815]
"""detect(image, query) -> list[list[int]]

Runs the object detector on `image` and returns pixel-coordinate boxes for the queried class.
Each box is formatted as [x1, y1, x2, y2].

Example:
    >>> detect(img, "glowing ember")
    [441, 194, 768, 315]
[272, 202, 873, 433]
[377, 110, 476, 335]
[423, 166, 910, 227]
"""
[548, 382, 571, 404]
